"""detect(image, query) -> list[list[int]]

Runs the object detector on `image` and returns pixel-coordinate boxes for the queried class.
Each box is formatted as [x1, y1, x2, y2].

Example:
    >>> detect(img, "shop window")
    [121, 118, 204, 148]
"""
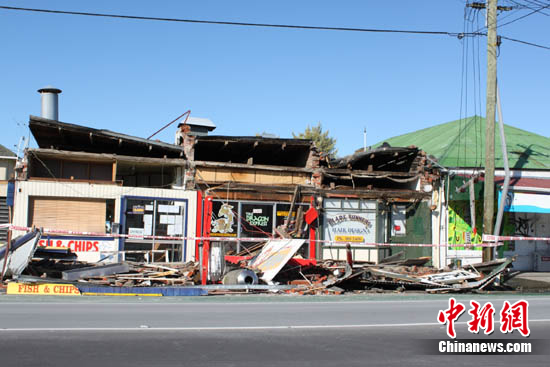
[275, 203, 308, 238]
[122, 197, 187, 262]
[124, 199, 187, 237]
[342, 200, 360, 210]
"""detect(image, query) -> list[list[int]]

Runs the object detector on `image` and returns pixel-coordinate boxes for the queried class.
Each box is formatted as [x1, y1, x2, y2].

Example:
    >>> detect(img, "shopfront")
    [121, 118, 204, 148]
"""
[500, 189, 550, 271]
[11, 181, 198, 263]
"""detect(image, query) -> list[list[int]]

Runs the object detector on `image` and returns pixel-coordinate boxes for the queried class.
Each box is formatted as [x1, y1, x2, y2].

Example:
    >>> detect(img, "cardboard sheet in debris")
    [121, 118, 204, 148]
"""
[249, 239, 306, 283]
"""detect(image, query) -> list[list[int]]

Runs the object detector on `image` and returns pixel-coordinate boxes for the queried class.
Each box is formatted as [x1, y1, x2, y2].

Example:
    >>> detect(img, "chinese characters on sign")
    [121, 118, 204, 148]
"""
[438, 298, 530, 338]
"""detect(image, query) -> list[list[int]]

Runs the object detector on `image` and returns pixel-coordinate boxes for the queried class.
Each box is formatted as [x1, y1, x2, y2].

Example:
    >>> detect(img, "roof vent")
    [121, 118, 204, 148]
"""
[177, 117, 216, 136]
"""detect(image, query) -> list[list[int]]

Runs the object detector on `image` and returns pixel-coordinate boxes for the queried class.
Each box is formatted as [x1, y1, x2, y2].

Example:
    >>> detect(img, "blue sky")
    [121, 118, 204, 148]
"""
[0, 0, 548, 157]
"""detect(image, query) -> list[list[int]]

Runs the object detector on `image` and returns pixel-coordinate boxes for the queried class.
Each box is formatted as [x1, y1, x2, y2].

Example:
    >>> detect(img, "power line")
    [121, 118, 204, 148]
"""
[471, 1, 548, 32]
[509, 0, 550, 16]
[500, 34, 550, 50]
[1, 4, 548, 51]
[498, 2, 550, 27]
[0, 5, 474, 38]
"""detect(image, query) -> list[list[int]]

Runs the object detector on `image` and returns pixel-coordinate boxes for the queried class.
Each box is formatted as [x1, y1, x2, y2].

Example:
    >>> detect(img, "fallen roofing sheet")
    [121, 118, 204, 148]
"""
[0, 229, 41, 278]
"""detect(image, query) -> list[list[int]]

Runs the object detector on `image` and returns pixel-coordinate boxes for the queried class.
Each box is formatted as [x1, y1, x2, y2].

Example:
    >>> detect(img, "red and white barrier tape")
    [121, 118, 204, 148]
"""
[1, 223, 504, 248]
[483, 234, 550, 242]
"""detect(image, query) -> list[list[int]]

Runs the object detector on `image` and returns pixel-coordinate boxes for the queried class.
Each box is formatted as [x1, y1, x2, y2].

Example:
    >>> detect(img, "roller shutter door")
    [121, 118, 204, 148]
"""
[0, 197, 8, 242]
[29, 197, 106, 233]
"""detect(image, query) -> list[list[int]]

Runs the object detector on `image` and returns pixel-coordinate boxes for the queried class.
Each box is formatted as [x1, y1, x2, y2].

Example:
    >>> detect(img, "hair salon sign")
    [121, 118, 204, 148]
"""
[324, 211, 376, 243]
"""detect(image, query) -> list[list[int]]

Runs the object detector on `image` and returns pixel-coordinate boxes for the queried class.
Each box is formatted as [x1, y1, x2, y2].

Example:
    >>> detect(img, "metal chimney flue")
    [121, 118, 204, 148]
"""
[37, 86, 62, 120]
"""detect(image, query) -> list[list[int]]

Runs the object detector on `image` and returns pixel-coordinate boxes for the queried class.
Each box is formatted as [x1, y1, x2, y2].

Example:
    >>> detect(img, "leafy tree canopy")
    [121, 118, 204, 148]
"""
[293, 122, 337, 158]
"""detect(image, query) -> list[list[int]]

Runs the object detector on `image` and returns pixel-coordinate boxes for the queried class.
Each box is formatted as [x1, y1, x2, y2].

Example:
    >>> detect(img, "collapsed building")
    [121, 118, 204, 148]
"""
[9, 87, 444, 286]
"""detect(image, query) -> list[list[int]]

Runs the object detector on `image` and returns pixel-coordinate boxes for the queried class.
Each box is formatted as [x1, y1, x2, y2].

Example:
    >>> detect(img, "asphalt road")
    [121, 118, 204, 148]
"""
[1, 294, 549, 367]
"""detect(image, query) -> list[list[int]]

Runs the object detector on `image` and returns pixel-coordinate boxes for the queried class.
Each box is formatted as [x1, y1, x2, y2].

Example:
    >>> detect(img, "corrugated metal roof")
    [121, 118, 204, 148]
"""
[374, 116, 550, 170]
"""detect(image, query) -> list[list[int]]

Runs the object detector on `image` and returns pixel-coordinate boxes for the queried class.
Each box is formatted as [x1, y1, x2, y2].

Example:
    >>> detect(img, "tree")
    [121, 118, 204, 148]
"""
[293, 122, 337, 158]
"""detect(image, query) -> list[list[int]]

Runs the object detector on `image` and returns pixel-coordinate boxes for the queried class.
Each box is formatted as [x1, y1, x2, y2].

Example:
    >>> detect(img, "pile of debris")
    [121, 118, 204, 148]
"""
[359, 257, 514, 293]
[22, 247, 199, 287]
[2, 230, 517, 296]
[60, 261, 199, 286]
[215, 239, 516, 295]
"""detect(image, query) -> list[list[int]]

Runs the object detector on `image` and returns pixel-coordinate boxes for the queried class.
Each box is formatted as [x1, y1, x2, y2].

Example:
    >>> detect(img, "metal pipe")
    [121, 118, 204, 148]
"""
[494, 80, 510, 238]
[147, 110, 190, 140]
[345, 243, 353, 267]
[446, 172, 453, 265]
[437, 182, 444, 269]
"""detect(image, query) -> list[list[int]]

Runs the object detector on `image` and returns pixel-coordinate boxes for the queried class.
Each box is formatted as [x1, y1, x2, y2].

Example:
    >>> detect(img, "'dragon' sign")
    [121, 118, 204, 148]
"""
[210, 202, 238, 237]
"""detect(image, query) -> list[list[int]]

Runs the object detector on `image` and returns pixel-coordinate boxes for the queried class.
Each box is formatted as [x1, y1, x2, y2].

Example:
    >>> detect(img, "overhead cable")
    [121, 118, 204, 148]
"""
[498, 2, 550, 27]
[0, 5, 477, 38]
[1, 5, 547, 50]
[500, 35, 550, 50]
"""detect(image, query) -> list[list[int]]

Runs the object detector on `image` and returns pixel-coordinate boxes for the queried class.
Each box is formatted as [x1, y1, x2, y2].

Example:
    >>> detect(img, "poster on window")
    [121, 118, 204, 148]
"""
[210, 201, 238, 237]
[240, 203, 273, 238]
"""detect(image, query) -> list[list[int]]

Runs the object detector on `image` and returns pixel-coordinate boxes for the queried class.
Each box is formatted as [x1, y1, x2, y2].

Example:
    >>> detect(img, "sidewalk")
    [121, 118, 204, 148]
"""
[506, 272, 550, 291]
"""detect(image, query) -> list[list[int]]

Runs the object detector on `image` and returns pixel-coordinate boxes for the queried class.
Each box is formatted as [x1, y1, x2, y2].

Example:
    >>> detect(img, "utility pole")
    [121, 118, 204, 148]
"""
[483, 0, 498, 262]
